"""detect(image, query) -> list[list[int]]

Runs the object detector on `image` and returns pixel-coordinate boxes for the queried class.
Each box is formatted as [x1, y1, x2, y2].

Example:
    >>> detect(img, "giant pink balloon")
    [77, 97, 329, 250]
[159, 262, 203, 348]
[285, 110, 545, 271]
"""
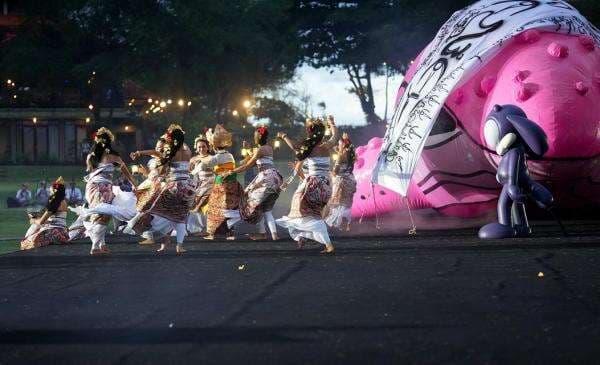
[352, 31, 600, 219]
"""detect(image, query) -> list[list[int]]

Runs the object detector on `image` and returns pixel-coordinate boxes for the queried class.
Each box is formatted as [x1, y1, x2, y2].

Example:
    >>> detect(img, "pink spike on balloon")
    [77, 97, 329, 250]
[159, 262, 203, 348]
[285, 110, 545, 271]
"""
[367, 137, 383, 150]
[516, 29, 540, 43]
[547, 42, 569, 58]
[575, 81, 589, 95]
[515, 84, 535, 102]
[480, 75, 497, 95]
[578, 35, 595, 51]
[354, 157, 365, 169]
[356, 145, 366, 155]
[454, 89, 465, 105]
[512, 70, 529, 84]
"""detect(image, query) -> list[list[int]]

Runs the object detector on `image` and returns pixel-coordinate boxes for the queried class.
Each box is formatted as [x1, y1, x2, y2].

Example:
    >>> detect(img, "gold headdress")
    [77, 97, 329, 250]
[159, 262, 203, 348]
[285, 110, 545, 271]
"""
[194, 133, 209, 146]
[94, 127, 114, 143]
[207, 124, 232, 149]
[167, 123, 184, 134]
[51, 176, 65, 189]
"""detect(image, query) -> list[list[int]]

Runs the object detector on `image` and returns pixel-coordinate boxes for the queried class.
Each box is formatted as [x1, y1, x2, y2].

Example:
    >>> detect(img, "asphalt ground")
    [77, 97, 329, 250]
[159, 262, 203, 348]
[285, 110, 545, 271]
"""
[1, 221, 600, 364]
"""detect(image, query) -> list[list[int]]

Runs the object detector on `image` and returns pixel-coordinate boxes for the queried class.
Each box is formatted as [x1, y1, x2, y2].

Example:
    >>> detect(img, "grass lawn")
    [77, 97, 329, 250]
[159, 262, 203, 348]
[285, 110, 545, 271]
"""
[0, 161, 298, 255]
[0, 165, 85, 254]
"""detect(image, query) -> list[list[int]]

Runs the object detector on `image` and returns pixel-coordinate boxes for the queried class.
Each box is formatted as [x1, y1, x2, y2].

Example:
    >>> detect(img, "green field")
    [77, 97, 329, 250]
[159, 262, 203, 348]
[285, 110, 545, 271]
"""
[0, 165, 85, 254]
[0, 162, 297, 255]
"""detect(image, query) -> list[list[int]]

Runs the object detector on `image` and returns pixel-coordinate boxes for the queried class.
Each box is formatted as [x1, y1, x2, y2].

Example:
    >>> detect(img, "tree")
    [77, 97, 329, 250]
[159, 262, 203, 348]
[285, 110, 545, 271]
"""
[295, 0, 478, 124]
[0, 0, 301, 127]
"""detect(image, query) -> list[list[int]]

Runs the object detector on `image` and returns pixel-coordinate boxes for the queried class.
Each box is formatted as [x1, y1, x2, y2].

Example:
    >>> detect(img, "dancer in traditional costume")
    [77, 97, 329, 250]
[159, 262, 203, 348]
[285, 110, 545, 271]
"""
[188, 134, 214, 235]
[138, 124, 196, 253]
[21, 177, 69, 250]
[222, 125, 283, 241]
[204, 125, 243, 240]
[325, 132, 357, 231]
[129, 137, 168, 244]
[83, 127, 136, 255]
[276, 116, 338, 254]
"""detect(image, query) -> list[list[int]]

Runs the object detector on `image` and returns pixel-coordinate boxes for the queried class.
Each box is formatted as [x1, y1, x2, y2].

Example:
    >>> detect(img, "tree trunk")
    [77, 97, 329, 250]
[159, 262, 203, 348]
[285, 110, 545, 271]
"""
[345, 64, 382, 125]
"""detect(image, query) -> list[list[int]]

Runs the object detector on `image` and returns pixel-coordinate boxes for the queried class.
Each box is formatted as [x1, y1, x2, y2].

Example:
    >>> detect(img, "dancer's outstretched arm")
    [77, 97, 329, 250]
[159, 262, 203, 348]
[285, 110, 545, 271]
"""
[116, 157, 137, 188]
[130, 149, 161, 160]
[277, 132, 298, 151]
[321, 115, 339, 150]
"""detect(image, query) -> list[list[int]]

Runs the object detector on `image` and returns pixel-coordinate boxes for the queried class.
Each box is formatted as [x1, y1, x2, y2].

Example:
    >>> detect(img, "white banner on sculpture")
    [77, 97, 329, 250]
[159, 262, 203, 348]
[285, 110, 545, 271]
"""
[372, 0, 600, 196]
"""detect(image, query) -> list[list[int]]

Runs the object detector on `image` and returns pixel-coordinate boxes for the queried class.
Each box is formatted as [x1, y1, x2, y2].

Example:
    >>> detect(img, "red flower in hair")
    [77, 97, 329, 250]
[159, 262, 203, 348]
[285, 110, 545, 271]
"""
[91, 132, 97, 141]
[257, 126, 268, 135]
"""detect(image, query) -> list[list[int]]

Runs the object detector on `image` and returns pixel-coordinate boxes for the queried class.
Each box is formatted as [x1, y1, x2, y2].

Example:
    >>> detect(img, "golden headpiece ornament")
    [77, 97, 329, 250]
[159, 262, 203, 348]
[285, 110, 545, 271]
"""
[306, 117, 324, 127]
[94, 127, 114, 143]
[167, 123, 184, 134]
[207, 124, 232, 148]
[194, 133, 208, 146]
[51, 176, 65, 189]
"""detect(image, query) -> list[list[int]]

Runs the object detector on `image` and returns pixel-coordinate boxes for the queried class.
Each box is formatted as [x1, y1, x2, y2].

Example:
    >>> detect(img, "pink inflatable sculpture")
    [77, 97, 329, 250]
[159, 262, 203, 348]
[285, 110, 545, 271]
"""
[353, 31, 600, 220]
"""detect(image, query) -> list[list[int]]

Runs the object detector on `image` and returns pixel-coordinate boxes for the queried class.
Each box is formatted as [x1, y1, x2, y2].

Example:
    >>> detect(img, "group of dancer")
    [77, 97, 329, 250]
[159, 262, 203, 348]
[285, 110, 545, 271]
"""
[20, 116, 357, 255]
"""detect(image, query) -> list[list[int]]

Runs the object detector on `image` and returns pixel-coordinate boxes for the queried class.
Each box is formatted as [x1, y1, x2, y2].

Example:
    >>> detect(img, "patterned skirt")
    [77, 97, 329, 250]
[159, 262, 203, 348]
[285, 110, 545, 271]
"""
[288, 175, 331, 219]
[206, 180, 243, 234]
[240, 168, 283, 224]
[150, 179, 198, 224]
[85, 181, 114, 225]
[192, 177, 214, 214]
[21, 226, 69, 250]
[328, 174, 356, 208]
[135, 177, 162, 212]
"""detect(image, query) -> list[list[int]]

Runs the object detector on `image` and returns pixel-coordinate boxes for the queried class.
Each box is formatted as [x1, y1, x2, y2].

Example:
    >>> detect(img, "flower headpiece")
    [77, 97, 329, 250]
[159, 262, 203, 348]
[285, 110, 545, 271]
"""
[256, 125, 268, 136]
[207, 124, 232, 148]
[52, 176, 65, 190]
[94, 127, 114, 143]
[194, 133, 209, 146]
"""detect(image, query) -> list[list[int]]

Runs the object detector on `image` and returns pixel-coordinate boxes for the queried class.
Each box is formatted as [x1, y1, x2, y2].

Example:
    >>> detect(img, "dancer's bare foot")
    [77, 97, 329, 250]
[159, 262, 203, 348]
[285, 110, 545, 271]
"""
[139, 237, 155, 245]
[320, 244, 335, 254]
[156, 244, 167, 253]
[345, 223, 351, 232]
[90, 248, 103, 256]
[226, 235, 236, 241]
[176, 244, 186, 254]
[203, 235, 215, 240]
[271, 233, 279, 241]
[247, 233, 266, 241]
[100, 245, 110, 254]
[296, 238, 306, 249]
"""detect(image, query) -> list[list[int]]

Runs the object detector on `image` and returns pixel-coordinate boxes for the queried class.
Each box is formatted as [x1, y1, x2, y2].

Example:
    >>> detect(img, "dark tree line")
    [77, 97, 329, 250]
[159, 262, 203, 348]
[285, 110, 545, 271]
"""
[1, 0, 599, 128]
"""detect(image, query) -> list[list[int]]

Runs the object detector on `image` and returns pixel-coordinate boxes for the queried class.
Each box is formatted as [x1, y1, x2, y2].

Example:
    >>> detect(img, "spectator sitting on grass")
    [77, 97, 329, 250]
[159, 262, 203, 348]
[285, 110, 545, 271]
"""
[65, 181, 84, 206]
[35, 181, 50, 205]
[7, 183, 32, 207]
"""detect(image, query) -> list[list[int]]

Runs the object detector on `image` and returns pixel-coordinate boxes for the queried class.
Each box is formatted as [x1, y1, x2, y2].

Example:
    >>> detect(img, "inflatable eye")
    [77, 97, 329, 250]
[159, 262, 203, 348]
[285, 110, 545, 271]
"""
[360, 195, 366, 200]
[484, 119, 500, 149]
[379, 190, 386, 195]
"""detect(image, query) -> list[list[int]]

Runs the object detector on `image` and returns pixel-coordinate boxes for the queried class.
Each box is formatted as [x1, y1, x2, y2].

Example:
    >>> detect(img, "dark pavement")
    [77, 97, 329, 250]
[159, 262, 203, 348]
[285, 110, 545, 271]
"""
[1, 221, 600, 364]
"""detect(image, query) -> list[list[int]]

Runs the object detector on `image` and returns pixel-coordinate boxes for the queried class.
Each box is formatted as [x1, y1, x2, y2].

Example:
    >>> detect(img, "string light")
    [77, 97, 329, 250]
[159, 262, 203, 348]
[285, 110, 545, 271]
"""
[85, 117, 91, 123]
[187, 101, 192, 106]
[13, 94, 17, 99]
[159, 101, 167, 108]
[6, 79, 11, 84]
[232, 110, 239, 116]
[88, 104, 94, 110]
[167, 99, 172, 104]
[32, 117, 37, 123]
[177, 99, 184, 106]
[148, 98, 153, 103]
[243, 100, 251, 108]
[274, 140, 281, 148]
[124, 125, 130, 131]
